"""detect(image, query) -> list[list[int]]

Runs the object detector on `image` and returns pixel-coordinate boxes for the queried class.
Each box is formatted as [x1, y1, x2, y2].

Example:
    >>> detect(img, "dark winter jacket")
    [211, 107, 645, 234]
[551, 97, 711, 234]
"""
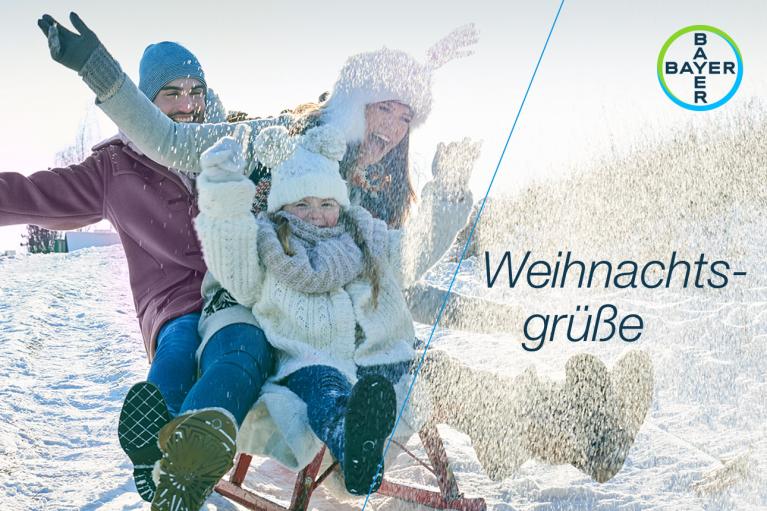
[0, 137, 206, 360]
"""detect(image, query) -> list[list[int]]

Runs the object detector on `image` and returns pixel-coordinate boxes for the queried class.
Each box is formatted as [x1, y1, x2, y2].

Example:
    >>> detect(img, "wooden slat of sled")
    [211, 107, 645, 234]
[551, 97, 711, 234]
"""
[214, 425, 487, 511]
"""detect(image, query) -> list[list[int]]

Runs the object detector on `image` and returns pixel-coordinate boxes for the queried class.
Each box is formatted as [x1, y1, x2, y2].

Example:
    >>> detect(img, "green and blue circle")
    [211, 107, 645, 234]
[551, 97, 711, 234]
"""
[657, 25, 743, 111]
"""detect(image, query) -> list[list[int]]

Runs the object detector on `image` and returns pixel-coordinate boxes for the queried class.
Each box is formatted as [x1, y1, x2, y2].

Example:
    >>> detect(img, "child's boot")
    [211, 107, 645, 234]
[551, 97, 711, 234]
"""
[420, 348, 533, 480]
[578, 349, 654, 482]
[118, 381, 171, 502]
[526, 353, 617, 478]
[342, 375, 397, 495]
[151, 408, 237, 511]
[527, 351, 654, 482]
[421, 349, 653, 483]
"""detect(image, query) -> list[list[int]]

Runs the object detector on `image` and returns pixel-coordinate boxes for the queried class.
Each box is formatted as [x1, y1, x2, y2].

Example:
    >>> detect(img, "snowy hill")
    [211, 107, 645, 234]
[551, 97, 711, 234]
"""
[0, 241, 764, 510]
[1, 106, 766, 509]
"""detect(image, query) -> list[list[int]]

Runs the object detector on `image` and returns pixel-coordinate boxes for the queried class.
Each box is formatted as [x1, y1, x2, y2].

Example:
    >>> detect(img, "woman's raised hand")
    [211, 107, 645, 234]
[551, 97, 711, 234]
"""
[431, 137, 482, 199]
[37, 12, 101, 73]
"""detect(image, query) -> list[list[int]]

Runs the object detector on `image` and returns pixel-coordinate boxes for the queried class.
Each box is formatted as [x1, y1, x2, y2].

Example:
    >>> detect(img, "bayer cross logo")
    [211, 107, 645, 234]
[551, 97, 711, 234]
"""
[657, 25, 743, 111]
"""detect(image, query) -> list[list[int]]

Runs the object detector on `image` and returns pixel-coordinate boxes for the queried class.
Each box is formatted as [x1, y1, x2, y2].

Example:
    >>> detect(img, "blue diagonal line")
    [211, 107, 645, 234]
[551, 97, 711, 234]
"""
[361, 0, 567, 507]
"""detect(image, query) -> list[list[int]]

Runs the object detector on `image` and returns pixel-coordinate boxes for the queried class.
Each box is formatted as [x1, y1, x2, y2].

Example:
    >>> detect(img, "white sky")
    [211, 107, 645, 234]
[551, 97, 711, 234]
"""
[1, 0, 765, 251]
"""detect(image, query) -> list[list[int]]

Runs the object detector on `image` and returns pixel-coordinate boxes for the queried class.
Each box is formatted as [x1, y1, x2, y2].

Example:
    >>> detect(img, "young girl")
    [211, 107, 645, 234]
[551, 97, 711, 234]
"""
[192, 123, 447, 496]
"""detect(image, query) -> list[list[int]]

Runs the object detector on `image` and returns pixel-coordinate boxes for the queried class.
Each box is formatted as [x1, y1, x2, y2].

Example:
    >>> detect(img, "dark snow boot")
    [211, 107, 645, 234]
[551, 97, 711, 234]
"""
[342, 375, 397, 495]
[151, 408, 237, 511]
[563, 353, 620, 482]
[421, 349, 653, 483]
[118, 381, 172, 502]
[574, 350, 654, 483]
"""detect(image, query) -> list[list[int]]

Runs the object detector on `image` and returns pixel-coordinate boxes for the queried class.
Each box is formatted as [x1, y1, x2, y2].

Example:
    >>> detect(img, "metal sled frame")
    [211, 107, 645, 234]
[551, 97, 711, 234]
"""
[214, 425, 486, 510]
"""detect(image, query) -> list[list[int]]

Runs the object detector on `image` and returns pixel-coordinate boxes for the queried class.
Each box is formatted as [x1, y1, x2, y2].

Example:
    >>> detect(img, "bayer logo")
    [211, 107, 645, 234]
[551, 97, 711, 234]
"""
[657, 25, 743, 111]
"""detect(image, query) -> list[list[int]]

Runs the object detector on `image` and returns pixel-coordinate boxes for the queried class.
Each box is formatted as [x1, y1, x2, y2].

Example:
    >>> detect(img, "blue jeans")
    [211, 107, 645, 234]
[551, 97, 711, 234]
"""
[179, 322, 273, 426]
[147, 313, 201, 416]
[283, 361, 411, 464]
[147, 314, 273, 424]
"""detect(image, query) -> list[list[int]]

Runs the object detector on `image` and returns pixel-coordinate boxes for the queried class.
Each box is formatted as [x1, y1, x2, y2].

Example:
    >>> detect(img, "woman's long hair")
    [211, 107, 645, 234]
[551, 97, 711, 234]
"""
[359, 134, 416, 229]
[340, 210, 381, 308]
[288, 101, 417, 228]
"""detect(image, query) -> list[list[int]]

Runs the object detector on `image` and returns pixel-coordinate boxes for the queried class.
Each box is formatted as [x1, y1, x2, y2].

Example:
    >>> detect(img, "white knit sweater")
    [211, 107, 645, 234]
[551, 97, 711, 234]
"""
[195, 175, 417, 384]
[194, 168, 472, 470]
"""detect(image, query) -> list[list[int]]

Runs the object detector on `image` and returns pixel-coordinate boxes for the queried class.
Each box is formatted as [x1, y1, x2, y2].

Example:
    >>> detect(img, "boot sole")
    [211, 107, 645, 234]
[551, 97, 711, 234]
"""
[343, 375, 397, 495]
[151, 410, 236, 511]
[118, 382, 171, 502]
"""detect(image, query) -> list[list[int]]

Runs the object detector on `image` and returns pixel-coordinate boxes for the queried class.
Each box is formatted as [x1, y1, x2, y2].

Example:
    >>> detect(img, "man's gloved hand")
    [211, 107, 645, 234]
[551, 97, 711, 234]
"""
[37, 12, 100, 73]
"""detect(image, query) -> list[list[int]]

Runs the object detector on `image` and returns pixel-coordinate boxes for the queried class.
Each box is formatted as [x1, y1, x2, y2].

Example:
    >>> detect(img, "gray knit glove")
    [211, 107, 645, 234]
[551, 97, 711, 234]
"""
[38, 12, 124, 101]
[430, 137, 482, 200]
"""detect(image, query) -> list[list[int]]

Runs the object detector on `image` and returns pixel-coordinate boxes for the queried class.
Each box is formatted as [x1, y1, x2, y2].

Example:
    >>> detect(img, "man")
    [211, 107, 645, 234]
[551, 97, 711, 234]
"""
[1, 40, 273, 506]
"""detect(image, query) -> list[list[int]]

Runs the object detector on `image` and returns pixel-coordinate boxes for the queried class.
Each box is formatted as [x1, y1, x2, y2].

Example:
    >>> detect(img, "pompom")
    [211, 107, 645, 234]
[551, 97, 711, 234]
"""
[253, 126, 297, 168]
[300, 125, 347, 162]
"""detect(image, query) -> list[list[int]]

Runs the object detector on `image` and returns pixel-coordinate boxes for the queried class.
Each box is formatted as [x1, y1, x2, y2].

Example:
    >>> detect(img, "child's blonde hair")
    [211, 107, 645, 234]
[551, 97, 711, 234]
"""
[270, 210, 381, 308]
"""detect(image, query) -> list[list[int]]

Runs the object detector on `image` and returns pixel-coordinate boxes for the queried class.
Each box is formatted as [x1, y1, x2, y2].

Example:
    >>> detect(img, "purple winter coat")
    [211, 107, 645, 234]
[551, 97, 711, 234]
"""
[0, 137, 206, 360]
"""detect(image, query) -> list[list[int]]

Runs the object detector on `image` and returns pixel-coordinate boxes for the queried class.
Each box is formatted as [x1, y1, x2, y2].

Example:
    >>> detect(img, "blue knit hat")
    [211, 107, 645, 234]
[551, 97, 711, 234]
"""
[138, 42, 206, 101]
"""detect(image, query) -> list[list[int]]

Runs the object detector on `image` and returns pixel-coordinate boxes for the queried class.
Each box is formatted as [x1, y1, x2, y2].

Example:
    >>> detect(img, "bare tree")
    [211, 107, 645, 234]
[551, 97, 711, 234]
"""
[25, 109, 103, 250]
[54, 107, 101, 167]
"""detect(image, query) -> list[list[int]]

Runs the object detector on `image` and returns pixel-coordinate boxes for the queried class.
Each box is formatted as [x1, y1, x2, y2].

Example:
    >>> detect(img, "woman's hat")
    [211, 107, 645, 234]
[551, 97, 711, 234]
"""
[321, 24, 479, 143]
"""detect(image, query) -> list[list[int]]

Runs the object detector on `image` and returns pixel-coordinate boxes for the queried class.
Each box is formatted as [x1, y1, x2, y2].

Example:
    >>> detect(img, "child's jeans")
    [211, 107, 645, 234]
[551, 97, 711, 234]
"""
[283, 361, 411, 465]
[147, 313, 273, 425]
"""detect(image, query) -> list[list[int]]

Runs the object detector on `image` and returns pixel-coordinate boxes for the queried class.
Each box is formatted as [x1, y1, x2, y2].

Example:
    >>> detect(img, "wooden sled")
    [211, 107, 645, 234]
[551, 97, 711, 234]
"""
[214, 424, 486, 510]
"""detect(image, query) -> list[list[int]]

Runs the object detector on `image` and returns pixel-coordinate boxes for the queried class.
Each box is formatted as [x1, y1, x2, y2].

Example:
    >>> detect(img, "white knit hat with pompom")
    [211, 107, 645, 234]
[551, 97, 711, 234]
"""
[321, 24, 479, 143]
[255, 124, 350, 212]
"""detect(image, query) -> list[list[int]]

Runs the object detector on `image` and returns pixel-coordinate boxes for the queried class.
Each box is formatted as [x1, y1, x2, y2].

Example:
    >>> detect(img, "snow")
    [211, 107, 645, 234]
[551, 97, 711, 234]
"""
[1, 111, 765, 509]
[0, 237, 764, 510]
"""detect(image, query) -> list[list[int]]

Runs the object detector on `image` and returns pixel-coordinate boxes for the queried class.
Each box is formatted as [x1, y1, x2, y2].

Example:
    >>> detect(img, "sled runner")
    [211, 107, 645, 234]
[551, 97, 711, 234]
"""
[214, 425, 486, 510]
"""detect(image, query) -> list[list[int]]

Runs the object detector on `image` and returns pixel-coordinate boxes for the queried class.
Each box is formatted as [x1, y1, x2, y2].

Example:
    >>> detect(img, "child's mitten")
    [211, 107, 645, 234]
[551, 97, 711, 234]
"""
[200, 126, 251, 182]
